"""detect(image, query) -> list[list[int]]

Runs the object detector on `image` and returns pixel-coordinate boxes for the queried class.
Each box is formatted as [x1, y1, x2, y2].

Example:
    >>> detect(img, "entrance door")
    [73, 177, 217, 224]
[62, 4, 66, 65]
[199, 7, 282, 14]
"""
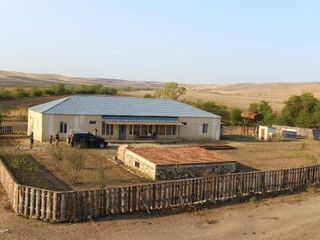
[261, 128, 265, 141]
[119, 125, 126, 140]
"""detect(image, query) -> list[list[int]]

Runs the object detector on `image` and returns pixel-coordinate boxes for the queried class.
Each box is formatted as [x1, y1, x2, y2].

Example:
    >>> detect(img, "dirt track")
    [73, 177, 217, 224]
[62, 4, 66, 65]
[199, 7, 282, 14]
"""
[0, 186, 319, 240]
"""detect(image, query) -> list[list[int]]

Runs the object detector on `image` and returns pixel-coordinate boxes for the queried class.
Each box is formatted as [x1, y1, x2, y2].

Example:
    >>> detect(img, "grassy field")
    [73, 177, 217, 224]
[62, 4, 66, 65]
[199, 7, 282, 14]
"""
[121, 82, 320, 111]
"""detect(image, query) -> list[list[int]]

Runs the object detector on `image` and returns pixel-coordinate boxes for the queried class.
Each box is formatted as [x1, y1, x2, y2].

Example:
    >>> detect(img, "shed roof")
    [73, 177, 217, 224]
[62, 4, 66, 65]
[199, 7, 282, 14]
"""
[29, 95, 220, 118]
[128, 146, 235, 166]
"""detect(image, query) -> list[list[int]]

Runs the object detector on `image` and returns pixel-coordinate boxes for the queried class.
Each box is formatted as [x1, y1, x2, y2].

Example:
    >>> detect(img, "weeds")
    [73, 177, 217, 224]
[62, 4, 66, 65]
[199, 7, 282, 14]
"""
[50, 146, 64, 170]
[96, 167, 107, 188]
[68, 149, 86, 185]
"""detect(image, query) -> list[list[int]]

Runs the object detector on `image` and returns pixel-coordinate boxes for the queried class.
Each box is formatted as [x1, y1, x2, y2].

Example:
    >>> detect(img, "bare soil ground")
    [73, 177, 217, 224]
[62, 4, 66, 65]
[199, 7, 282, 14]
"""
[0, 136, 152, 190]
[0, 184, 320, 240]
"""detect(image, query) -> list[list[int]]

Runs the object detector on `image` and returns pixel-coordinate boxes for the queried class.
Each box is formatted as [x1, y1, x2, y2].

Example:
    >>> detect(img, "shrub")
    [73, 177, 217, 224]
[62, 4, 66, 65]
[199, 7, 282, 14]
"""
[15, 88, 30, 98]
[96, 167, 107, 188]
[31, 87, 43, 96]
[50, 146, 64, 170]
[68, 149, 86, 185]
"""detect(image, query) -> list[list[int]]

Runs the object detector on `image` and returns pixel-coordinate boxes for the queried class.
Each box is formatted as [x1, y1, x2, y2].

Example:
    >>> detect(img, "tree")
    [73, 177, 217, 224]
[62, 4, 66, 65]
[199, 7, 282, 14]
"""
[256, 100, 275, 126]
[280, 93, 319, 128]
[192, 100, 230, 121]
[31, 87, 43, 97]
[230, 107, 242, 125]
[68, 149, 86, 185]
[248, 103, 258, 112]
[15, 88, 30, 98]
[143, 93, 153, 98]
[50, 146, 64, 170]
[52, 83, 69, 95]
[154, 82, 186, 100]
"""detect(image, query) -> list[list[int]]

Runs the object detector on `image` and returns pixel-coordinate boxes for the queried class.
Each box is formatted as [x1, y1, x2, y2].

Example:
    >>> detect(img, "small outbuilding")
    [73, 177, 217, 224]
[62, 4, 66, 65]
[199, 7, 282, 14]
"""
[258, 126, 276, 141]
[118, 146, 236, 180]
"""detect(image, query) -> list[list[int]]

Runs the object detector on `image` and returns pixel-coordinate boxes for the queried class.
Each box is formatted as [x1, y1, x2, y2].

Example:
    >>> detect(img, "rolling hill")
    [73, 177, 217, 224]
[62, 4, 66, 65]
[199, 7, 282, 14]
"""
[1, 69, 320, 110]
[0, 70, 162, 89]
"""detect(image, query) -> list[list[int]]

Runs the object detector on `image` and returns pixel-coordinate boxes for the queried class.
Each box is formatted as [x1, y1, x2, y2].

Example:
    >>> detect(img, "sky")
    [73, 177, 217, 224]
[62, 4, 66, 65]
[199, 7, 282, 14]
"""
[0, 0, 320, 84]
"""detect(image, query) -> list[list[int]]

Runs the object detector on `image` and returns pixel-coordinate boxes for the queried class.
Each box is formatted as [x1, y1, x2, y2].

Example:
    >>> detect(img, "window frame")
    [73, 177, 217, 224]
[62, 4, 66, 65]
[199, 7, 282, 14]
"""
[202, 123, 209, 134]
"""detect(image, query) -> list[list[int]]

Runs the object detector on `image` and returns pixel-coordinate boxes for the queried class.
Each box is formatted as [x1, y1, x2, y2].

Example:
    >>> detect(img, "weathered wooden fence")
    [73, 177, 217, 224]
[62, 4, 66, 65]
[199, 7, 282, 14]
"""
[1, 158, 320, 223]
[0, 122, 27, 135]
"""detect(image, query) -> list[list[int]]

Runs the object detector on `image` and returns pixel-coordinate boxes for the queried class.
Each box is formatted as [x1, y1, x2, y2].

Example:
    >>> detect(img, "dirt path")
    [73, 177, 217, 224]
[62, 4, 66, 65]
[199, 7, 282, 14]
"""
[0, 187, 320, 240]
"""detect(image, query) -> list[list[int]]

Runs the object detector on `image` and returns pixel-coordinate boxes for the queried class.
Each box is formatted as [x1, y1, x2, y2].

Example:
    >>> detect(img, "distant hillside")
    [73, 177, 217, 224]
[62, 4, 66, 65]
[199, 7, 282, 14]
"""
[2, 69, 320, 111]
[0, 70, 163, 89]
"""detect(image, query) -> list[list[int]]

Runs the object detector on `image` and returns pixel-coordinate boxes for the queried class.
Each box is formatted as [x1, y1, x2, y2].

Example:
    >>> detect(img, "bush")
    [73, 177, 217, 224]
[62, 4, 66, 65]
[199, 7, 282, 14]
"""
[31, 87, 43, 97]
[50, 146, 64, 170]
[0, 88, 14, 100]
[15, 88, 30, 98]
[68, 149, 86, 185]
[96, 167, 107, 188]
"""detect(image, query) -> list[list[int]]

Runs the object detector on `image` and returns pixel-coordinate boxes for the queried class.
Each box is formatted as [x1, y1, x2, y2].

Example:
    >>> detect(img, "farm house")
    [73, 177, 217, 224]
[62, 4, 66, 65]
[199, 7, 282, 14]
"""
[117, 146, 236, 180]
[28, 95, 221, 142]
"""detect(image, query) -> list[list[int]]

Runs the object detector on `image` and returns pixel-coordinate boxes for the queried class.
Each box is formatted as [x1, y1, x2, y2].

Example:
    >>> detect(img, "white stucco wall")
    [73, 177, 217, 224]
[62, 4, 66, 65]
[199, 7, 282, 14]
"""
[178, 117, 221, 142]
[27, 110, 43, 141]
[29, 111, 221, 142]
[41, 114, 102, 142]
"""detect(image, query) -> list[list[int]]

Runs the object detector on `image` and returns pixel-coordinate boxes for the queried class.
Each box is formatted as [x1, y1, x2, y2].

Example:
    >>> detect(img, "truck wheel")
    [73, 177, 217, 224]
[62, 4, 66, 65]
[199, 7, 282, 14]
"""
[75, 143, 82, 149]
[99, 143, 105, 149]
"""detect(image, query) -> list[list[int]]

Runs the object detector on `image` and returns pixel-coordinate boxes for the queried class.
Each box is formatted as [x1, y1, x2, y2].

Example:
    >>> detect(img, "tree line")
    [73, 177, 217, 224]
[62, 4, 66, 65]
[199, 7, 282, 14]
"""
[145, 82, 320, 128]
[0, 83, 118, 101]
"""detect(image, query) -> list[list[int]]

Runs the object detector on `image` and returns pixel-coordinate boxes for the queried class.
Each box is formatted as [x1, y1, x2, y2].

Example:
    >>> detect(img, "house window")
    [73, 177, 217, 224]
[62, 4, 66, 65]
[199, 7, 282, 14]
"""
[135, 161, 140, 168]
[89, 120, 96, 124]
[158, 125, 166, 135]
[166, 126, 173, 135]
[59, 122, 67, 134]
[202, 123, 208, 134]
[102, 123, 113, 135]
[106, 124, 114, 135]
[172, 125, 176, 135]
[134, 125, 140, 135]
[141, 125, 148, 136]
[129, 125, 134, 135]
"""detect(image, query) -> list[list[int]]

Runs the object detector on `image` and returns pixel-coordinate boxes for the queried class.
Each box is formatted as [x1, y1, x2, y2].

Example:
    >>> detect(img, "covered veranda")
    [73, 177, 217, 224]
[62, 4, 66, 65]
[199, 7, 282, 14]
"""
[101, 116, 183, 142]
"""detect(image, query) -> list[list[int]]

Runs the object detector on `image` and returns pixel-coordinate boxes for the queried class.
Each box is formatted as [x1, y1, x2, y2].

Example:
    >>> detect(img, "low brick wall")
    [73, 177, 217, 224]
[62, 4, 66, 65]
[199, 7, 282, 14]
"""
[156, 162, 236, 180]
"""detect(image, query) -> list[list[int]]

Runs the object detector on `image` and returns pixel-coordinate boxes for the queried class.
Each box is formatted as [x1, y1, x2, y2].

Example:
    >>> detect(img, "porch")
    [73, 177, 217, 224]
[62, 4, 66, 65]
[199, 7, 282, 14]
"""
[101, 116, 182, 142]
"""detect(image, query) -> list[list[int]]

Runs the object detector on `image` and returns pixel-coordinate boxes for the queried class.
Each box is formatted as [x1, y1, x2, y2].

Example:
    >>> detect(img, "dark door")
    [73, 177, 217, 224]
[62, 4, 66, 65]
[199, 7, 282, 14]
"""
[119, 125, 126, 140]
[261, 128, 265, 141]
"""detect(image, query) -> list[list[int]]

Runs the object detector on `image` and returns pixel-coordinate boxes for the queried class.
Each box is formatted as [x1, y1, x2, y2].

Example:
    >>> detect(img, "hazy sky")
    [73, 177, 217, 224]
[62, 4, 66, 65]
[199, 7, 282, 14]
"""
[1, 0, 320, 84]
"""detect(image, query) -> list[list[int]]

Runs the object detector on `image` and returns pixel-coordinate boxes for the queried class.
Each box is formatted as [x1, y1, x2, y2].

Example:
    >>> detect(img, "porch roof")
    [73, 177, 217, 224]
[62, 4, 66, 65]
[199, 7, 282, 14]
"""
[102, 116, 181, 125]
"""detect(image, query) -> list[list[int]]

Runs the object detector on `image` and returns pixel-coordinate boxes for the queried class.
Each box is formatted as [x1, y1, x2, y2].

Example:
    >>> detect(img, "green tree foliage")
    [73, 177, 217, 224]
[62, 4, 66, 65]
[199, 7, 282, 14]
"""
[192, 100, 230, 121]
[248, 103, 258, 112]
[31, 87, 43, 96]
[143, 93, 154, 98]
[0, 88, 13, 100]
[256, 100, 275, 125]
[280, 93, 319, 128]
[230, 107, 242, 124]
[52, 83, 70, 95]
[247, 100, 276, 126]
[154, 82, 186, 100]
[15, 88, 30, 98]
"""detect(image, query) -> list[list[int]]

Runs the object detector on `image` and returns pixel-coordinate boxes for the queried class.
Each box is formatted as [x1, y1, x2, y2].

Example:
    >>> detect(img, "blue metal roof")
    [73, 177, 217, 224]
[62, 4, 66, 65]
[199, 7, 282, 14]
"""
[103, 115, 179, 123]
[29, 95, 220, 118]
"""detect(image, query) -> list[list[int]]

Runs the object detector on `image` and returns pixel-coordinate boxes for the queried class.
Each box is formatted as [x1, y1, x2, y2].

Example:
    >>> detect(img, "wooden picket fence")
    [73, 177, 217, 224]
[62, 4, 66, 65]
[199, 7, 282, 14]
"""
[0, 122, 27, 135]
[1, 158, 320, 223]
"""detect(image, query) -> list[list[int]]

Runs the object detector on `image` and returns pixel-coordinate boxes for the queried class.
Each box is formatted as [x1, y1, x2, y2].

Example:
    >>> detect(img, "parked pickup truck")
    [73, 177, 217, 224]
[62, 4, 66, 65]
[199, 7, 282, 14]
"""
[68, 132, 108, 149]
